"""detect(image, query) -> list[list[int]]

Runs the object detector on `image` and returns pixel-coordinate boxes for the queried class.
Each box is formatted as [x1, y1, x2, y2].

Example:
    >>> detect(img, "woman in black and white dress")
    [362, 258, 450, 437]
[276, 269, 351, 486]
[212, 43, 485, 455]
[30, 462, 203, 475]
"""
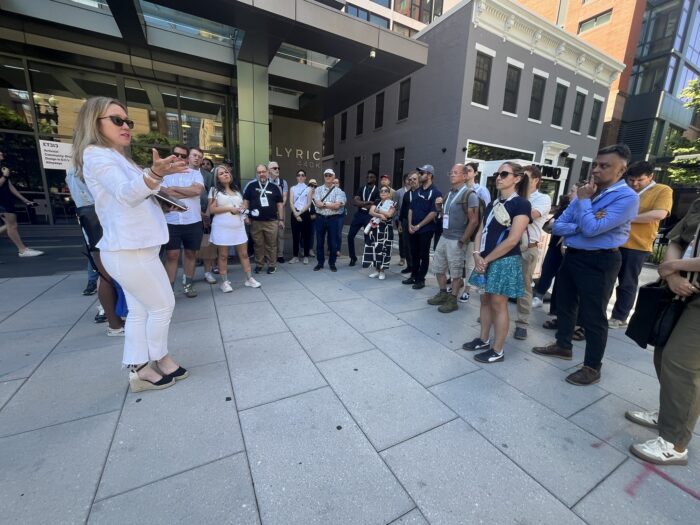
[362, 186, 396, 280]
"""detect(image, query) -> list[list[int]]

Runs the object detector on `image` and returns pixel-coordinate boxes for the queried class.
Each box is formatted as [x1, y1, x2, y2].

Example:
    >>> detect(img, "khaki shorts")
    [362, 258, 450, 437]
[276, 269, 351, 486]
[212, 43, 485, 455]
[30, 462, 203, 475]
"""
[432, 236, 466, 276]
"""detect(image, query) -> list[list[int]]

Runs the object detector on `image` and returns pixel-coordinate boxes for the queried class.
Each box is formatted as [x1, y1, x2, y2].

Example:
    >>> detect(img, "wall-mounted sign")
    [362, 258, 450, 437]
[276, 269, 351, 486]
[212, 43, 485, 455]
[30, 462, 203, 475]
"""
[39, 140, 72, 170]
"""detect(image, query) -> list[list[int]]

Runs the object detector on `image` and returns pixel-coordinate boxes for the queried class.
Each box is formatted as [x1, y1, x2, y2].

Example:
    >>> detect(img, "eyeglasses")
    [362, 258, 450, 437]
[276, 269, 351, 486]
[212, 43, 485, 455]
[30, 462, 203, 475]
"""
[269, 166, 279, 170]
[324, 174, 334, 177]
[173, 152, 188, 159]
[494, 171, 514, 179]
[99, 115, 134, 129]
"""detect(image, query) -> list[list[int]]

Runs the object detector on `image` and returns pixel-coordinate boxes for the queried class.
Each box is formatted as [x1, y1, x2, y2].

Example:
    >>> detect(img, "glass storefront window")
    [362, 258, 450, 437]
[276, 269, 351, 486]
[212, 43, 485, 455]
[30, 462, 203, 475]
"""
[632, 57, 669, 94]
[0, 132, 47, 224]
[179, 88, 226, 162]
[0, 57, 33, 131]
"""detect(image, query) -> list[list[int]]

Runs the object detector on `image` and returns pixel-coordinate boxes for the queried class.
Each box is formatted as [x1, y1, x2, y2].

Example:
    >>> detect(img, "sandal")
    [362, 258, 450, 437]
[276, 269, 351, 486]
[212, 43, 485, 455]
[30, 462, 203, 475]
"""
[543, 318, 558, 330]
[128, 363, 174, 393]
[573, 326, 586, 341]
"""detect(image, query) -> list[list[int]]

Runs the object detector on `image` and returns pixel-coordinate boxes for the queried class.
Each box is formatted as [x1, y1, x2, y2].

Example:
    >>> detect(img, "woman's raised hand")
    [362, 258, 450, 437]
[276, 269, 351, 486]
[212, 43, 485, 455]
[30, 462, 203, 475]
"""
[151, 148, 188, 177]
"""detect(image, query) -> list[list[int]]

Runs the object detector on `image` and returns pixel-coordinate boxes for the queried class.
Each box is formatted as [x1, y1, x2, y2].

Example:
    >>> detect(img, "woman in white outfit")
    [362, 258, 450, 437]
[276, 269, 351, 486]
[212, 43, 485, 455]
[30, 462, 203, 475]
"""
[72, 96, 189, 393]
[208, 165, 261, 292]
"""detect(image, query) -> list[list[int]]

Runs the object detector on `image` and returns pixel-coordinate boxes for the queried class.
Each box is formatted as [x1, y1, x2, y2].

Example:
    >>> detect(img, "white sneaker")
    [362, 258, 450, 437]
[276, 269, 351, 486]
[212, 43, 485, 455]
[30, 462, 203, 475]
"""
[459, 292, 470, 303]
[245, 277, 261, 288]
[608, 318, 628, 329]
[368, 270, 379, 278]
[532, 296, 543, 308]
[378, 272, 386, 280]
[204, 272, 217, 284]
[303, 257, 309, 265]
[625, 409, 659, 429]
[289, 257, 299, 264]
[106, 327, 125, 337]
[18, 248, 43, 257]
[220, 280, 233, 293]
[309, 249, 316, 257]
[630, 436, 688, 466]
[446, 286, 452, 293]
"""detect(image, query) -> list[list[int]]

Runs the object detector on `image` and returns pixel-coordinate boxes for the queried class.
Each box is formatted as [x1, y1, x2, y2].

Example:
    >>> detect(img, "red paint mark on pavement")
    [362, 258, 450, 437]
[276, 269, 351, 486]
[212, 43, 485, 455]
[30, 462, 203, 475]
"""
[625, 463, 700, 501]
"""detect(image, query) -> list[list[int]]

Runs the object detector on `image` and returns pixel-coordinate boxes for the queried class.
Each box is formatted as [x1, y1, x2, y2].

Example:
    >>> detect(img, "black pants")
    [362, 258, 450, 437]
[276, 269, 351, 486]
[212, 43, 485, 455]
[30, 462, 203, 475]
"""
[611, 247, 649, 322]
[291, 211, 313, 257]
[397, 221, 407, 260]
[409, 230, 434, 282]
[315, 214, 340, 266]
[347, 211, 371, 261]
[534, 238, 564, 298]
[555, 249, 621, 370]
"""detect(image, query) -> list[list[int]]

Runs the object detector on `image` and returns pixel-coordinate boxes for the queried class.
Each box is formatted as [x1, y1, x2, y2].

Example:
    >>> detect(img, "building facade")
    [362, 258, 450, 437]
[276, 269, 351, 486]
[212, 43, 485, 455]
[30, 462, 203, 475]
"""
[328, 0, 623, 204]
[343, 0, 461, 37]
[519, 0, 700, 164]
[0, 0, 427, 225]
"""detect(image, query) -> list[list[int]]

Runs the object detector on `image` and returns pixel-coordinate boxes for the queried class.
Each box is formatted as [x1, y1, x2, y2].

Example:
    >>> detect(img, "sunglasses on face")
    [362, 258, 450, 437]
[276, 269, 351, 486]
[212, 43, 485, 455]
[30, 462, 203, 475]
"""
[173, 152, 188, 159]
[494, 171, 514, 179]
[99, 115, 134, 129]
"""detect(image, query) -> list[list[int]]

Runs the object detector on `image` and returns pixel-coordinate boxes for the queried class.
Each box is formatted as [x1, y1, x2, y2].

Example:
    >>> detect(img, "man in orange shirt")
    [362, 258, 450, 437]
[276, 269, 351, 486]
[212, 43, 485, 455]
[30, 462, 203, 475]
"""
[609, 161, 673, 328]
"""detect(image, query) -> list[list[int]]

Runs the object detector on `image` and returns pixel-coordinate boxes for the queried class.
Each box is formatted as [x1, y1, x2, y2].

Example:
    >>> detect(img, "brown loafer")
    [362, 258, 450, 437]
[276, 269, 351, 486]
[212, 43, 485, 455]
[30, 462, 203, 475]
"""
[532, 343, 572, 360]
[566, 366, 601, 386]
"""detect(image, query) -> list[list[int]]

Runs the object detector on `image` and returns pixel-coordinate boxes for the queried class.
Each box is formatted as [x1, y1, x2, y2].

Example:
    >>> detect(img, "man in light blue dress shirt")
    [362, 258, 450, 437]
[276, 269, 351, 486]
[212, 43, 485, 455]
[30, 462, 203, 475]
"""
[533, 144, 640, 386]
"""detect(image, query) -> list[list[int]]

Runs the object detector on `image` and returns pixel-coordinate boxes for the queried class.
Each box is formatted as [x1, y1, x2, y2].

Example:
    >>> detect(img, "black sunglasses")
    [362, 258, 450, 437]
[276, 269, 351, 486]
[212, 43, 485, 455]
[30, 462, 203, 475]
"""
[494, 171, 514, 179]
[173, 152, 188, 159]
[99, 115, 134, 129]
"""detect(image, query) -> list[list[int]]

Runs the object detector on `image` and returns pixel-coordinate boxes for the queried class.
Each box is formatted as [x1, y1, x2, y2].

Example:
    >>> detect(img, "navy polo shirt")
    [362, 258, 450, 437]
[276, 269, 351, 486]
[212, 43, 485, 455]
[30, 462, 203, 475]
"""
[410, 184, 441, 233]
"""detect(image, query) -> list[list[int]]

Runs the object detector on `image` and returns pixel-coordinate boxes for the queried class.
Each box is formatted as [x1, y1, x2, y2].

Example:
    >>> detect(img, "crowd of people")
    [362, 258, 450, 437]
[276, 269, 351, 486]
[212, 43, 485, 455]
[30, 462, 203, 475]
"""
[4, 95, 690, 469]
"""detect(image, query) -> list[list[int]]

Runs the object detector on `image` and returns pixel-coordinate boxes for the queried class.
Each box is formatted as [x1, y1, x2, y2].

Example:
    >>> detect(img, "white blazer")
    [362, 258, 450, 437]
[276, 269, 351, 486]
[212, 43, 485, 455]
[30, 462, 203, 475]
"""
[83, 145, 167, 251]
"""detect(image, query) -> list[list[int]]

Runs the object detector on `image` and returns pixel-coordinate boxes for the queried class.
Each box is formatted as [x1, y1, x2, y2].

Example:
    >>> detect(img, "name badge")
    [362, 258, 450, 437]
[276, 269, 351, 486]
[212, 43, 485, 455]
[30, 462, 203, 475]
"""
[260, 193, 269, 207]
[442, 213, 449, 229]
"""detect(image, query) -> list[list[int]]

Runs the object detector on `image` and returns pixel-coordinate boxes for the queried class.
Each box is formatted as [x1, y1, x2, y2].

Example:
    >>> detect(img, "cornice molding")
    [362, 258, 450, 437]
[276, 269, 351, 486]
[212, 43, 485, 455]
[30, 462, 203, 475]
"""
[471, 0, 625, 87]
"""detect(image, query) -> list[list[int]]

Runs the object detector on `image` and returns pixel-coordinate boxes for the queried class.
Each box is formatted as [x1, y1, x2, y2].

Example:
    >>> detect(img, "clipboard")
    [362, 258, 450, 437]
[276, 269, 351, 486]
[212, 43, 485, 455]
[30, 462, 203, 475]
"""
[153, 190, 188, 212]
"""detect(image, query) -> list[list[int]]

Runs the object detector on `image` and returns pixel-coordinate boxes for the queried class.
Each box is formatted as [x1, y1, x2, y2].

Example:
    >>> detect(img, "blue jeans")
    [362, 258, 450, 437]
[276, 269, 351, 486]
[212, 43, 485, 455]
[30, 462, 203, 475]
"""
[87, 260, 98, 284]
[315, 214, 340, 266]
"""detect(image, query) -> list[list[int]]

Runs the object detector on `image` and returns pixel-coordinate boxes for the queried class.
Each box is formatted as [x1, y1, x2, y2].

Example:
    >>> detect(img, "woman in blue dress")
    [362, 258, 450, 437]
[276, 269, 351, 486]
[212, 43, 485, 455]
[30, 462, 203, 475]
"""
[463, 161, 531, 363]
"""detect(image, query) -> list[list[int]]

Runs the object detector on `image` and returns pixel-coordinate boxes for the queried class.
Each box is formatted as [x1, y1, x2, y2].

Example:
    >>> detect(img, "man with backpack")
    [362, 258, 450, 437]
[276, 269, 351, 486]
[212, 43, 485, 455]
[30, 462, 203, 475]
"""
[427, 164, 481, 313]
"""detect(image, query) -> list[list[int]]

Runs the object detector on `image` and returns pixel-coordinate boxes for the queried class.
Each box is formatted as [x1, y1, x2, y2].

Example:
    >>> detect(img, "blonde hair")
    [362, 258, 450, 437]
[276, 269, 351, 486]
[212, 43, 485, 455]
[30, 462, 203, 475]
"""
[71, 97, 129, 179]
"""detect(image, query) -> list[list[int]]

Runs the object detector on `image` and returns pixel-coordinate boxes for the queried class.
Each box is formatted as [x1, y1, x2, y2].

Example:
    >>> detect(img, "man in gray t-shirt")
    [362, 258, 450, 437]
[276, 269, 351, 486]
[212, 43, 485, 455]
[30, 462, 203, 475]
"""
[427, 164, 480, 313]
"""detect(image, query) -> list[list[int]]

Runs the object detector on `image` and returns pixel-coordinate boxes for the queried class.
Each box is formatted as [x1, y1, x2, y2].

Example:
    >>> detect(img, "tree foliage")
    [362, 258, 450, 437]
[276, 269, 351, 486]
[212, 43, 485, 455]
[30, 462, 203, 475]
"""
[666, 80, 700, 184]
[130, 132, 176, 167]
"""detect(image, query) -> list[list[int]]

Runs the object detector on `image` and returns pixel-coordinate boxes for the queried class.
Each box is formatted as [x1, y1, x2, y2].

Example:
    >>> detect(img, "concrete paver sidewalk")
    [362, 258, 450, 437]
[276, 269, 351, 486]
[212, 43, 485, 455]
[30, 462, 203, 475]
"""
[0, 262, 698, 524]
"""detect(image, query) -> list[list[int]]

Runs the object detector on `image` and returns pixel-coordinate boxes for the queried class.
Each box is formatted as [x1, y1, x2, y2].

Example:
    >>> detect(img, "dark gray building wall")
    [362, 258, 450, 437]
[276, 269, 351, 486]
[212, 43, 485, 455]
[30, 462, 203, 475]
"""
[332, 1, 611, 196]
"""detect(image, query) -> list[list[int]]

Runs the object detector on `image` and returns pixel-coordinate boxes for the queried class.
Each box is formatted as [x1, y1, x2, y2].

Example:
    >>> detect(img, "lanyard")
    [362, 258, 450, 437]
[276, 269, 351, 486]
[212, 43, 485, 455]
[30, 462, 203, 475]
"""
[258, 180, 269, 194]
[418, 186, 433, 201]
[363, 185, 376, 202]
[637, 181, 656, 197]
[443, 185, 467, 216]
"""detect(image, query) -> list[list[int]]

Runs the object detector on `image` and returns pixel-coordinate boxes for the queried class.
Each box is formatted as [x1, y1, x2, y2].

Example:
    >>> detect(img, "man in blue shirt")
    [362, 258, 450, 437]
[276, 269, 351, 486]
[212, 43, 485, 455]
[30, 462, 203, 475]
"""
[403, 164, 441, 289]
[533, 144, 639, 386]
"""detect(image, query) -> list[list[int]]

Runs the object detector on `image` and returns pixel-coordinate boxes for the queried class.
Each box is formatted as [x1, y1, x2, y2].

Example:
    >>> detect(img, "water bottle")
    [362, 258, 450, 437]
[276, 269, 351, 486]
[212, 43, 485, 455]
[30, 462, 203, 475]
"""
[472, 272, 487, 294]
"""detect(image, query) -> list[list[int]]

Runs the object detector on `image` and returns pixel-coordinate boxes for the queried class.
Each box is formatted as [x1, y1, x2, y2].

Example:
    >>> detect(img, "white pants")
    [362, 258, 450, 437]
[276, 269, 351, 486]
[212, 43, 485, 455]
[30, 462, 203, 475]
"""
[101, 246, 175, 366]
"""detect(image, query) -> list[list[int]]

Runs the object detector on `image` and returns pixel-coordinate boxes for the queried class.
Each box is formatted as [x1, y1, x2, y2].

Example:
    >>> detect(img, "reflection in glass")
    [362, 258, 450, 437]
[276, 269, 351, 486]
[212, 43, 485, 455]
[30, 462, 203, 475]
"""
[0, 132, 47, 224]
[0, 56, 33, 130]
[179, 88, 226, 159]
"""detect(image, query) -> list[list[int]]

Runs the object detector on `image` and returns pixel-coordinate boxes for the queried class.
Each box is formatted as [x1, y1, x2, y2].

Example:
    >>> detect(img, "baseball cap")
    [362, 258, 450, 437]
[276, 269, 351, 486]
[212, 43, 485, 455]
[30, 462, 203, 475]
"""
[417, 164, 434, 173]
[323, 168, 335, 176]
[380, 173, 390, 179]
[308, 178, 318, 186]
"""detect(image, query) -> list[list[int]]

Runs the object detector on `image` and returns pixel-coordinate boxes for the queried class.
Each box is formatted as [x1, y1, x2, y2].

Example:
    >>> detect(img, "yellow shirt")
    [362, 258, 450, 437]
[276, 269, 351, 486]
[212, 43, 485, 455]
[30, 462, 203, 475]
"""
[623, 183, 673, 252]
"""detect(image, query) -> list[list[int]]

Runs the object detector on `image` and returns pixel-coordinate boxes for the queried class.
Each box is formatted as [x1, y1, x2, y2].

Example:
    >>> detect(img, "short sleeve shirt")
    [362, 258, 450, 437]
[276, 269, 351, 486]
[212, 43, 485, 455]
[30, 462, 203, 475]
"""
[442, 185, 478, 240]
[527, 190, 552, 243]
[410, 184, 442, 233]
[161, 168, 205, 225]
[355, 185, 379, 212]
[624, 183, 674, 252]
[480, 195, 532, 258]
[243, 180, 283, 221]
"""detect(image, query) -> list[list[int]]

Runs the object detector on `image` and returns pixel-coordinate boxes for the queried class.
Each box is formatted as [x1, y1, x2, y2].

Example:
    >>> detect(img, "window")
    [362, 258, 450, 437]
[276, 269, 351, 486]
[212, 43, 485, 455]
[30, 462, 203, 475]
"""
[393, 147, 405, 189]
[372, 152, 380, 174]
[392, 22, 417, 38]
[371, 0, 391, 7]
[677, 64, 699, 97]
[686, 5, 700, 66]
[353, 156, 361, 194]
[579, 160, 591, 183]
[466, 141, 534, 162]
[323, 118, 334, 156]
[631, 57, 669, 94]
[394, 0, 443, 24]
[346, 3, 390, 28]
[588, 99, 603, 137]
[638, 1, 684, 59]
[339, 160, 346, 187]
[398, 78, 411, 120]
[472, 52, 492, 106]
[356, 102, 364, 135]
[502, 65, 522, 114]
[571, 92, 586, 132]
[340, 111, 347, 141]
[375, 92, 384, 129]
[578, 10, 613, 34]
[528, 75, 547, 120]
[551, 84, 568, 126]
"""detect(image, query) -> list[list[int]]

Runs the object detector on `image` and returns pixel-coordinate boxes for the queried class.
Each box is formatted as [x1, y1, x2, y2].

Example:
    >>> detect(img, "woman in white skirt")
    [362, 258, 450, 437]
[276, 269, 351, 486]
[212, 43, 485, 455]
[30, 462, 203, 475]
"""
[73, 96, 189, 392]
[208, 165, 261, 292]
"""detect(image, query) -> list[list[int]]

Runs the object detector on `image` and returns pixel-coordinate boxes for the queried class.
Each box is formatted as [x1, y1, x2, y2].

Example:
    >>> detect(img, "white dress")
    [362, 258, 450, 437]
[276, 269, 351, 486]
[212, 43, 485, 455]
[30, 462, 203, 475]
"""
[209, 188, 247, 246]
